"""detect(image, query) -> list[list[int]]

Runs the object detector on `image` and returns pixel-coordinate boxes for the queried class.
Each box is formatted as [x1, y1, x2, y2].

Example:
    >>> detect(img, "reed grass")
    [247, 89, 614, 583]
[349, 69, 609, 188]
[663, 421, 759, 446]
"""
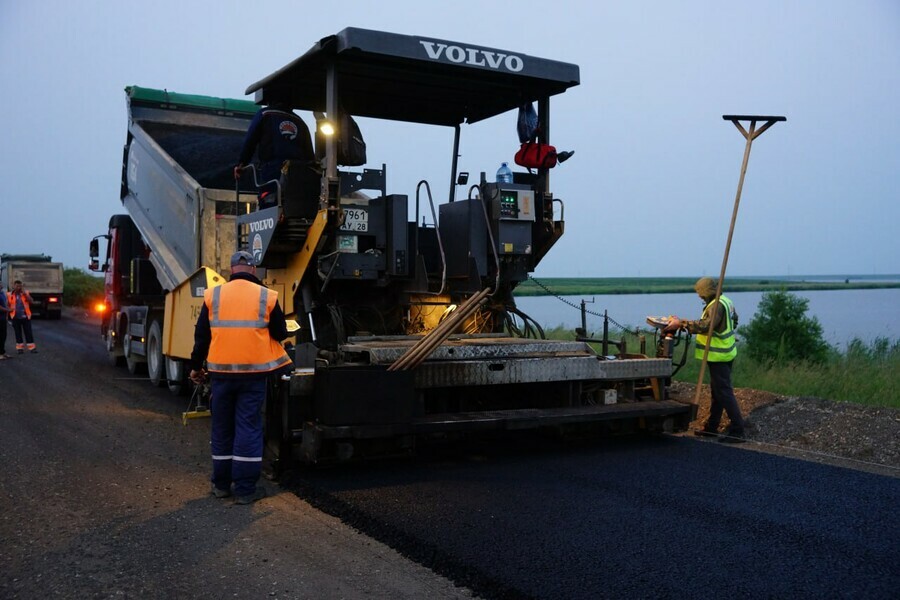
[543, 326, 899, 409]
[671, 338, 899, 408]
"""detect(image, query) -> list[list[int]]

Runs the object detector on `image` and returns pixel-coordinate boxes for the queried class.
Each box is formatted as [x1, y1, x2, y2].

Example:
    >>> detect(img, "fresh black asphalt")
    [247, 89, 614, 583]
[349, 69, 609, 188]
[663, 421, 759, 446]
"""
[289, 434, 900, 599]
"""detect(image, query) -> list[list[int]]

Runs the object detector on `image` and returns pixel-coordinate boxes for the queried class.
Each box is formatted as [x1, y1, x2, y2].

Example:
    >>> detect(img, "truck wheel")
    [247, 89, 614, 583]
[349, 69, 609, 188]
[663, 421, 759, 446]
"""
[106, 330, 125, 367]
[124, 333, 146, 375]
[165, 357, 189, 396]
[147, 320, 165, 387]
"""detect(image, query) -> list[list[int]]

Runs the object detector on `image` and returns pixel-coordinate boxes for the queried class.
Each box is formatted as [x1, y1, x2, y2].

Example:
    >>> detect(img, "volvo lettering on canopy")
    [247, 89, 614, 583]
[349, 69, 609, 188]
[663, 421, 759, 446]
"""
[418, 40, 524, 72]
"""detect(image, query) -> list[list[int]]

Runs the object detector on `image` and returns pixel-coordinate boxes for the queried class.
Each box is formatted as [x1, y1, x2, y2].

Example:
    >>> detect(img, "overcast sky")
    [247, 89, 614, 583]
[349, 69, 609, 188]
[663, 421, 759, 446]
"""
[1, 0, 897, 278]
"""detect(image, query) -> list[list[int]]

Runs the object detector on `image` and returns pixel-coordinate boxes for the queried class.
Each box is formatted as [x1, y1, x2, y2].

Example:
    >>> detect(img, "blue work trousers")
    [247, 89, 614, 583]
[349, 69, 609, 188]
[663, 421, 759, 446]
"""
[11, 318, 35, 351]
[210, 376, 266, 497]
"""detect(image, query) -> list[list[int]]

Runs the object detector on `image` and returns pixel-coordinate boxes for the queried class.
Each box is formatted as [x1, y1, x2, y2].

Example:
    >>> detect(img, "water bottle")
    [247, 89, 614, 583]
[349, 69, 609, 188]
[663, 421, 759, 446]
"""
[496, 162, 513, 184]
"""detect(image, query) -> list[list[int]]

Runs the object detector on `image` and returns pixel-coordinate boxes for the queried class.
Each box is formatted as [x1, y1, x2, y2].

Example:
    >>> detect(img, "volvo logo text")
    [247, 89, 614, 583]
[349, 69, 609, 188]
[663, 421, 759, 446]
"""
[418, 41, 524, 72]
[249, 218, 275, 233]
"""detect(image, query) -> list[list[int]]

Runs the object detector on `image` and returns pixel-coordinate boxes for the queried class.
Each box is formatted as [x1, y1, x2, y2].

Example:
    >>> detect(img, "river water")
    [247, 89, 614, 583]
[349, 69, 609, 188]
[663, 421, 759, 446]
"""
[513, 288, 900, 348]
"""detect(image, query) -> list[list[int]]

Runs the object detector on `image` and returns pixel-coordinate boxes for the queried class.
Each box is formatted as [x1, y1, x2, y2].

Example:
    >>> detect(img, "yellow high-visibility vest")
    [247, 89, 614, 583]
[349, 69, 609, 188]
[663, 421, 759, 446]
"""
[695, 294, 738, 362]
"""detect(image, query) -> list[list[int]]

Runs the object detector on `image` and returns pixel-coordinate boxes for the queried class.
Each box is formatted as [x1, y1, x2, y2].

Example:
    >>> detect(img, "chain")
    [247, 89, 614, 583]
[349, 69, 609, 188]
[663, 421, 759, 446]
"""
[525, 275, 654, 336]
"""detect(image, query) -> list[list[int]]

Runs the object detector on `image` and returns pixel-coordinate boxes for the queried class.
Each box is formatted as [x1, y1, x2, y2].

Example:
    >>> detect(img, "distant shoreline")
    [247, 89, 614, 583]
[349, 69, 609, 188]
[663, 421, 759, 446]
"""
[514, 277, 900, 297]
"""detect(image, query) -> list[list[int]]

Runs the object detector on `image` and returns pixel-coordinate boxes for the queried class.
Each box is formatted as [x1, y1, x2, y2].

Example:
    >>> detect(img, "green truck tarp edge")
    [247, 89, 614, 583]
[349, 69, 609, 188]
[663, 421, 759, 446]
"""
[126, 85, 259, 116]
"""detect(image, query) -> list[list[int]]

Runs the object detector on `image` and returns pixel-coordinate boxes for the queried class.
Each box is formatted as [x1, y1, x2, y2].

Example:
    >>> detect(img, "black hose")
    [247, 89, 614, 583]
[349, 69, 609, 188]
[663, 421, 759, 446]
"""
[670, 331, 692, 376]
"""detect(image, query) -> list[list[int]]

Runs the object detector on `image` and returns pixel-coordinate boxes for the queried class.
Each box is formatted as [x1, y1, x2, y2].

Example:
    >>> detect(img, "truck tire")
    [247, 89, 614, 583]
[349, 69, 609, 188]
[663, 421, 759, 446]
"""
[147, 320, 165, 387]
[165, 357, 189, 396]
[106, 330, 125, 367]
[124, 332, 146, 375]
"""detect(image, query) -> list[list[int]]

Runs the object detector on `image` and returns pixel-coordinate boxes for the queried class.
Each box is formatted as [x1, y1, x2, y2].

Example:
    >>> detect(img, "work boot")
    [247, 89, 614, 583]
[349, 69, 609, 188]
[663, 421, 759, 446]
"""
[211, 484, 232, 499]
[30, 349, 38, 354]
[719, 429, 746, 444]
[693, 427, 719, 439]
[234, 487, 267, 505]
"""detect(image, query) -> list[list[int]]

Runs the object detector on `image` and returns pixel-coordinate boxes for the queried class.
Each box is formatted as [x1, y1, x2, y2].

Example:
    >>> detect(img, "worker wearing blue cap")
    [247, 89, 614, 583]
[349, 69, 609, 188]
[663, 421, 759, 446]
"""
[189, 250, 293, 503]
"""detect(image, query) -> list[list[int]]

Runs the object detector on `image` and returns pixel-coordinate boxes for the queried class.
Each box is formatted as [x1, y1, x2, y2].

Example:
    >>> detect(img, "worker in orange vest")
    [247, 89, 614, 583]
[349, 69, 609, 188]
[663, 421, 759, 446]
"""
[8, 280, 37, 354]
[189, 251, 292, 504]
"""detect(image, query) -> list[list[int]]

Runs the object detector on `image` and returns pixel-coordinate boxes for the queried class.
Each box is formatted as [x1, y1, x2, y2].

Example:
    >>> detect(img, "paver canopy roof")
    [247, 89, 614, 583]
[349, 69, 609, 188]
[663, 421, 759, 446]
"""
[245, 27, 580, 126]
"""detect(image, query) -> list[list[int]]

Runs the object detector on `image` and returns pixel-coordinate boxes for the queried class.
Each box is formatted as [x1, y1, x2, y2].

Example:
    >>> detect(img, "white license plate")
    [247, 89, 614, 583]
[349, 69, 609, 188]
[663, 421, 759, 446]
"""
[341, 208, 368, 232]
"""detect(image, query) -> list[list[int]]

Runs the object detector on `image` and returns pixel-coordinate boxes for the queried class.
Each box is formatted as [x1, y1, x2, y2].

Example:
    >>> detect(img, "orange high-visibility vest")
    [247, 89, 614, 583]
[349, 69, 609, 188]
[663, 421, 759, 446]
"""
[8, 292, 32, 319]
[203, 279, 291, 374]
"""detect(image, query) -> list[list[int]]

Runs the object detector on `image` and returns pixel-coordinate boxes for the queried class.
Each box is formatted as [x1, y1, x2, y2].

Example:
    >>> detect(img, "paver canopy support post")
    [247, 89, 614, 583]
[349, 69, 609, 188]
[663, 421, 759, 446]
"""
[692, 115, 786, 407]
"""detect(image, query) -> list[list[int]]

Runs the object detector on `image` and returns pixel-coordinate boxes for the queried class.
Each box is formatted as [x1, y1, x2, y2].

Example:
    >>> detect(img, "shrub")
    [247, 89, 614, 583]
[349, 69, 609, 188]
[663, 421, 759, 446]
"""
[63, 267, 105, 308]
[739, 290, 832, 364]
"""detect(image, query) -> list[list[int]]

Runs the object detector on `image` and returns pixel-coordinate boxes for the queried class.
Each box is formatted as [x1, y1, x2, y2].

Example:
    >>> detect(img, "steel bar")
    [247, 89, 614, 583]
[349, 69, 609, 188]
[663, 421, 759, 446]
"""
[392, 288, 490, 371]
[391, 293, 480, 370]
[389, 288, 491, 371]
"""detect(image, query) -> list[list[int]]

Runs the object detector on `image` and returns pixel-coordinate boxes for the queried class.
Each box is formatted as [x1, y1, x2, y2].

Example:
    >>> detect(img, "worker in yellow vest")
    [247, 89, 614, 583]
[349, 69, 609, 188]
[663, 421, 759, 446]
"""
[189, 251, 293, 504]
[8, 280, 38, 354]
[665, 277, 746, 443]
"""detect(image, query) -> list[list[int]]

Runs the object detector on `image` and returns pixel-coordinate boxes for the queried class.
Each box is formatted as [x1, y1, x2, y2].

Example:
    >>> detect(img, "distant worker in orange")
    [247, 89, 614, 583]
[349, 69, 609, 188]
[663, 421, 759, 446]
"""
[189, 251, 292, 504]
[8, 280, 38, 354]
[665, 277, 746, 443]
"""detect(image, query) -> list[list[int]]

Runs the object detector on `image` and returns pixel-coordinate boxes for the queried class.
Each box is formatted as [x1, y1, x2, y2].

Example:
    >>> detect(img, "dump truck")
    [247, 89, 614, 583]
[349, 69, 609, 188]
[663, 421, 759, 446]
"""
[91, 28, 693, 467]
[88, 86, 258, 387]
[1, 254, 64, 319]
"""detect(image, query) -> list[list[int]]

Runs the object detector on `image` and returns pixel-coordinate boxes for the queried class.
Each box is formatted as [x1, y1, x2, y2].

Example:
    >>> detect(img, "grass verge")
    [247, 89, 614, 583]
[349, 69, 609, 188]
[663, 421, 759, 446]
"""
[544, 326, 900, 409]
[671, 338, 898, 409]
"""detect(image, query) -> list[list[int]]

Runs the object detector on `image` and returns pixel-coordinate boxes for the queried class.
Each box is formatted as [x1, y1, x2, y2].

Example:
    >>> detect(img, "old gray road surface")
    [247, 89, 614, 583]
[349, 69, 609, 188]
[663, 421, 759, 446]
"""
[0, 313, 472, 599]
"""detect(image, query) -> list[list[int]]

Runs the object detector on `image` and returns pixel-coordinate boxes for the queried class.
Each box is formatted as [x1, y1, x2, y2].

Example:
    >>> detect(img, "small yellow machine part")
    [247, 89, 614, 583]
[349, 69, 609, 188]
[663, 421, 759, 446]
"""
[182, 382, 211, 426]
[182, 408, 211, 426]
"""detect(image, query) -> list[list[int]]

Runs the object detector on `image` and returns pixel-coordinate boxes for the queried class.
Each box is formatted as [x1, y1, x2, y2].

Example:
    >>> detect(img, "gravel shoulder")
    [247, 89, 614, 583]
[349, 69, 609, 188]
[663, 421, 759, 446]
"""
[669, 381, 900, 477]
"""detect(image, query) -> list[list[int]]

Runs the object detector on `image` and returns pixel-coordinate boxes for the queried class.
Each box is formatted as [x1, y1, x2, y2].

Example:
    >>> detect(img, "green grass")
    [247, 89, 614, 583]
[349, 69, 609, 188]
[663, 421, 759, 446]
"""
[543, 326, 900, 409]
[543, 325, 655, 355]
[672, 338, 900, 409]
[63, 268, 105, 308]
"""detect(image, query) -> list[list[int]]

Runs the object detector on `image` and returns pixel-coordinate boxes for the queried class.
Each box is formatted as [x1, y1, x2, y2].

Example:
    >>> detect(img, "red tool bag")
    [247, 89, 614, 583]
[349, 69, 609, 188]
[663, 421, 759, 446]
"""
[514, 141, 558, 170]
